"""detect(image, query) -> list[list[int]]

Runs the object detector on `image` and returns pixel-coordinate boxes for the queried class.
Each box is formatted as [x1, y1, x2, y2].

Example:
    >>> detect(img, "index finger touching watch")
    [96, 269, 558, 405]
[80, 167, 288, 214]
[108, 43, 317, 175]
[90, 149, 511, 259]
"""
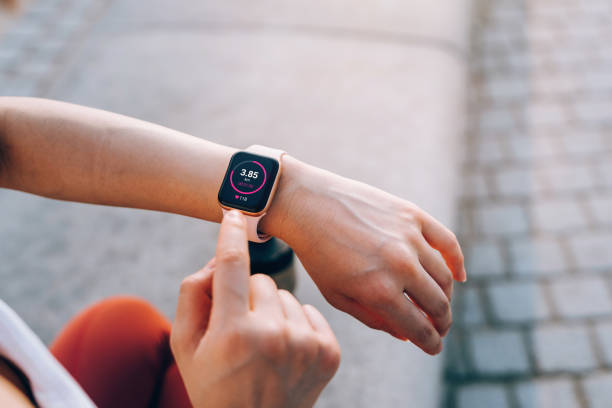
[217, 145, 286, 243]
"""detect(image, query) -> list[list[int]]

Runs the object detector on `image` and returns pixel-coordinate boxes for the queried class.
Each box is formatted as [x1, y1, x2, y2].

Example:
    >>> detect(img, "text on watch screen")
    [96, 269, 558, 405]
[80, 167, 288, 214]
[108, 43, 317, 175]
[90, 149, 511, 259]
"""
[218, 152, 280, 213]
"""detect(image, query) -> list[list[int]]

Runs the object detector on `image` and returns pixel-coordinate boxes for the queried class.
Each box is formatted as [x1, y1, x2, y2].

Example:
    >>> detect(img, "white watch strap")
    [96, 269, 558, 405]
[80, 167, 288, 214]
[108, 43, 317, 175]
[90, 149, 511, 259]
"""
[235, 145, 285, 243]
[246, 144, 285, 161]
[222, 207, 268, 243]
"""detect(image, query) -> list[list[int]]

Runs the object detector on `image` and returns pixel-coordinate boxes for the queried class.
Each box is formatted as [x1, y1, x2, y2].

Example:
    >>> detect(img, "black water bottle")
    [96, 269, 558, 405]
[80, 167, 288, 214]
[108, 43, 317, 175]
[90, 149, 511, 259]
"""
[248, 238, 296, 293]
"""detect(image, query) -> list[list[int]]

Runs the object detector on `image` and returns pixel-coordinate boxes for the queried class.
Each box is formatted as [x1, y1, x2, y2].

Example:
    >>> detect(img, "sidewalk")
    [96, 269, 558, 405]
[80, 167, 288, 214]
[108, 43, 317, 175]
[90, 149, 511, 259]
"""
[0, 1, 470, 407]
[445, 1, 612, 407]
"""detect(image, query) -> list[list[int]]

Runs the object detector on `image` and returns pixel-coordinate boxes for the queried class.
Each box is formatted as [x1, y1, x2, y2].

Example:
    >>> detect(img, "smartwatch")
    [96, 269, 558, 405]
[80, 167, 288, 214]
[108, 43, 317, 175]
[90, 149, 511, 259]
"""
[217, 145, 286, 242]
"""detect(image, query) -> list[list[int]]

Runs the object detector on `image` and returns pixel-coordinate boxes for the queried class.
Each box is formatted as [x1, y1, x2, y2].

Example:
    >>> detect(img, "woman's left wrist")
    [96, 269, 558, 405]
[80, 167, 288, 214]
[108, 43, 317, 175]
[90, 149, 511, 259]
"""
[258, 154, 311, 242]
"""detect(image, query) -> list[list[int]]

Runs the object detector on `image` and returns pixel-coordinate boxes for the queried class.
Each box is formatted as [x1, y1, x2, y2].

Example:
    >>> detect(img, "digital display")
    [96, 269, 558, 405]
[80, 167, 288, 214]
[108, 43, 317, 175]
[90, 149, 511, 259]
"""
[218, 151, 280, 213]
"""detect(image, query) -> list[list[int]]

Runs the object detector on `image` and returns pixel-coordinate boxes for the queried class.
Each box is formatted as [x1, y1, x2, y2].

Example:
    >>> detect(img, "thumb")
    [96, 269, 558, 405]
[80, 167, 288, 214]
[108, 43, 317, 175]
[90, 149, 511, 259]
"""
[210, 210, 251, 326]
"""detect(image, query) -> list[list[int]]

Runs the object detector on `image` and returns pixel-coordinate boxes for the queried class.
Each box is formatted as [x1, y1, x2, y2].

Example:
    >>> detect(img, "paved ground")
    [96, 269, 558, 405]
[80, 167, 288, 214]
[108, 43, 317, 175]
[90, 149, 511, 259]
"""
[444, 1, 612, 407]
[0, 1, 468, 407]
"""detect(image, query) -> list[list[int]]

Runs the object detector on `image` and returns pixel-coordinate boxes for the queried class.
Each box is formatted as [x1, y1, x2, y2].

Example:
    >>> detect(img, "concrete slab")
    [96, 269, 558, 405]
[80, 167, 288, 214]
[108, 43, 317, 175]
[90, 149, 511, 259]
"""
[45, 31, 463, 408]
[102, 0, 470, 51]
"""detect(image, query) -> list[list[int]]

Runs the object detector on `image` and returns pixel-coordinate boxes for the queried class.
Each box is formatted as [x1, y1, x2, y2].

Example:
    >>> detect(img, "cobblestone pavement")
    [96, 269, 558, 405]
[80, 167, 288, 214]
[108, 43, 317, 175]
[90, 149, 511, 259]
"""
[444, 1, 612, 407]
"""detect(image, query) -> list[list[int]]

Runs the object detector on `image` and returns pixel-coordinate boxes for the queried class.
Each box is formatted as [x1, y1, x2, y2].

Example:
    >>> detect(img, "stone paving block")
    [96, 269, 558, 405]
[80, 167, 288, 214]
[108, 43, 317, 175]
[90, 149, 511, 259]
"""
[506, 50, 530, 74]
[484, 75, 530, 102]
[466, 240, 505, 278]
[570, 232, 612, 270]
[461, 286, 485, 326]
[487, 281, 551, 323]
[515, 377, 580, 408]
[581, 71, 612, 94]
[462, 170, 489, 199]
[574, 98, 612, 126]
[560, 129, 607, 157]
[475, 203, 529, 237]
[506, 135, 561, 162]
[551, 276, 612, 319]
[547, 53, 584, 73]
[532, 325, 597, 373]
[588, 194, 612, 226]
[542, 162, 597, 193]
[470, 329, 530, 375]
[526, 24, 557, 48]
[494, 166, 545, 197]
[457, 384, 510, 408]
[473, 52, 502, 76]
[532, 71, 579, 96]
[594, 321, 612, 366]
[475, 137, 508, 166]
[478, 108, 516, 134]
[508, 237, 567, 276]
[600, 160, 612, 188]
[478, 29, 511, 54]
[527, 101, 567, 127]
[599, 46, 612, 63]
[582, 372, 612, 408]
[530, 198, 588, 233]
[444, 334, 467, 378]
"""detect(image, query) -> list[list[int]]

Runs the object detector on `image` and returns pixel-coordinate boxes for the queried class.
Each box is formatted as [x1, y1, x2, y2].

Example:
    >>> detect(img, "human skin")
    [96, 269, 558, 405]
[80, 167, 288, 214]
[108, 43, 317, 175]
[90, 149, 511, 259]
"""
[0, 359, 35, 407]
[172, 210, 340, 408]
[0, 97, 465, 354]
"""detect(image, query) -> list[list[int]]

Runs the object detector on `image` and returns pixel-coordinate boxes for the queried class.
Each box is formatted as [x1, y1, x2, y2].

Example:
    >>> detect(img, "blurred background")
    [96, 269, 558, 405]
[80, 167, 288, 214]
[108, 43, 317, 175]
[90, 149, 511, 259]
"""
[0, 0, 611, 407]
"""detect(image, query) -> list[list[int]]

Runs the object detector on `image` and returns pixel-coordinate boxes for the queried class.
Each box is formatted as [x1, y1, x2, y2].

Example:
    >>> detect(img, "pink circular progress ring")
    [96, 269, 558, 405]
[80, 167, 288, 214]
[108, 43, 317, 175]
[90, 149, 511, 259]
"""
[230, 160, 267, 195]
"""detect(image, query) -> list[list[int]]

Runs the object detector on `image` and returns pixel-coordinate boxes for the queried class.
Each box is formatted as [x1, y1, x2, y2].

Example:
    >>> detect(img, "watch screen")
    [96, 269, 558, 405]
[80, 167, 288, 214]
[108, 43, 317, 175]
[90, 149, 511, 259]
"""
[218, 151, 280, 213]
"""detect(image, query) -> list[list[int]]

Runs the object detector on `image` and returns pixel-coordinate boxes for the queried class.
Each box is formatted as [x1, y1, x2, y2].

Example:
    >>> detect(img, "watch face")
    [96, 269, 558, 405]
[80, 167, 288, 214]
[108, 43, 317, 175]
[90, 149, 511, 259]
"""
[218, 151, 280, 213]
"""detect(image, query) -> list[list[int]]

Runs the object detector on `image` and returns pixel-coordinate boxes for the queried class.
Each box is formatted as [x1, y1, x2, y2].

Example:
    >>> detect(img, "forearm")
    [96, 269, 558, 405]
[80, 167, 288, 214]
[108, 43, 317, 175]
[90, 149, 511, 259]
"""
[0, 97, 302, 236]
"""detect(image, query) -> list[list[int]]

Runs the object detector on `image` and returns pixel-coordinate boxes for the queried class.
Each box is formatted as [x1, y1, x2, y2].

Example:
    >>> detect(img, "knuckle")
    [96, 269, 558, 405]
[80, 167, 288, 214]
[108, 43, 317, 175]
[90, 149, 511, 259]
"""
[218, 324, 257, 361]
[317, 338, 341, 376]
[439, 272, 454, 292]
[364, 277, 397, 309]
[254, 321, 289, 363]
[217, 248, 247, 266]
[416, 325, 439, 350]
[404, 225, 423, 244]
[381, 243, 419, 275]
[399, 206, 421, 226]
[290, 328, 319, 361]
[431, 298, 451, 320]
[416, 323, 437, 347]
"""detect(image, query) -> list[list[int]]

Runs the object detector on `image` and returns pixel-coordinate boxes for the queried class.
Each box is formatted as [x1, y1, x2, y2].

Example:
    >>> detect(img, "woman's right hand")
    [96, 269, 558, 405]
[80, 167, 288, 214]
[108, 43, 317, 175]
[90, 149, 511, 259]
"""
[171, 210, 341, 408]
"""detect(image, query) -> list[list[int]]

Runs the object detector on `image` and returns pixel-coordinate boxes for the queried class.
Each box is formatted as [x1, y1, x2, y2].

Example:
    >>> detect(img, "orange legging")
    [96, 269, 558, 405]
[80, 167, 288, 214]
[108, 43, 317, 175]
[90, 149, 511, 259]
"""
[50, 296, 192, 408]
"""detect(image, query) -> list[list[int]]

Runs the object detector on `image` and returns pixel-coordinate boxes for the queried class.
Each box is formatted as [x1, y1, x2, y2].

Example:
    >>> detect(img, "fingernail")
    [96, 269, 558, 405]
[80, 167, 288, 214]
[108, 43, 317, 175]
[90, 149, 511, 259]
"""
[226, 209, 242, 219]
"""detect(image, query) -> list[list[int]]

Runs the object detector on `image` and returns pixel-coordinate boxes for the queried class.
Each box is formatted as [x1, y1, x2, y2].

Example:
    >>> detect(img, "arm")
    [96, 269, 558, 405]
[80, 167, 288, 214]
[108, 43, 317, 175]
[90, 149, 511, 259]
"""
[0, 359, 35, 408]
[0, 97, 281, 229]
[0, 97, 466, 354]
